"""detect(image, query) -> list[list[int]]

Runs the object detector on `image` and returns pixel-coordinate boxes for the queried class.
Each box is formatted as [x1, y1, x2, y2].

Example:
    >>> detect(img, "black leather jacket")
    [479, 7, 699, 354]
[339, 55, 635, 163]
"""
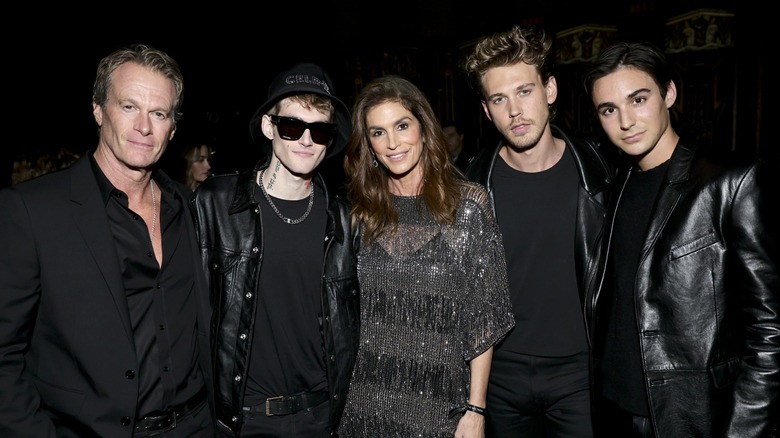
[586, 141, 780, 437]
[190, 156, 360, 436]
[464, 125, 614, 307]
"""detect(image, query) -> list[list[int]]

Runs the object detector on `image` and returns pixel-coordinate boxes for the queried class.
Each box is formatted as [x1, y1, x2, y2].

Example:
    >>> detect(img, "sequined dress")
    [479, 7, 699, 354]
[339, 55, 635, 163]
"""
[338, 182, 515, 438]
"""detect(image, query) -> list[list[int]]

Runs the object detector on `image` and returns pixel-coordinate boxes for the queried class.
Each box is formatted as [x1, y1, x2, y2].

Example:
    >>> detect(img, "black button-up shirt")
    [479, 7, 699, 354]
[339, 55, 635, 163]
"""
[90, 155, 203, 418]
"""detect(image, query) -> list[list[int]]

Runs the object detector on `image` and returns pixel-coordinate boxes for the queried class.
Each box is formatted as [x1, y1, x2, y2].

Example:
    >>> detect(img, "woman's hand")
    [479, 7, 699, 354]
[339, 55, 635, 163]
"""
[454, 410, 485, 438]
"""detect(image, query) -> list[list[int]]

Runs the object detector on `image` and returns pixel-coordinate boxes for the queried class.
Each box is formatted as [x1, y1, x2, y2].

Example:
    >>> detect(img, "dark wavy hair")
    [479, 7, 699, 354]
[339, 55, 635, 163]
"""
[344, 75, 462, 244]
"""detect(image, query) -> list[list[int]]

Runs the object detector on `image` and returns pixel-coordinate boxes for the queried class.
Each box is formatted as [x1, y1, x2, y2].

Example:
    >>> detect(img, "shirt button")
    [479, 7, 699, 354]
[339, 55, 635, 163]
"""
[121, 416, 131, 426]
[147, 252, 153, 257]
[125, 370, 135, 379]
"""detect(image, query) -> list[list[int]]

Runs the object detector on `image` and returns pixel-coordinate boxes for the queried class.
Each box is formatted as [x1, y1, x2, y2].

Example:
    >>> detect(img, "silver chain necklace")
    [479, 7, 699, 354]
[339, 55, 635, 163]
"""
[256, 170, 314, 225]
[150, 179, 157, 237]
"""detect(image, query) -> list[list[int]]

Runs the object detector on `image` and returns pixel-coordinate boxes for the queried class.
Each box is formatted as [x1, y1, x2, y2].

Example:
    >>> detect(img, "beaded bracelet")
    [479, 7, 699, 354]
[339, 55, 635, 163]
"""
[465, 403, 486, 416]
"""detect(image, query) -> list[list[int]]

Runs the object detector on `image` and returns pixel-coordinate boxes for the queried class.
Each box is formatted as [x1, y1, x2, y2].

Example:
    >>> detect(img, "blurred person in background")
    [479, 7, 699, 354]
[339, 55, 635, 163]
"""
[182, 143, 214, 192]
[442, 119, 475, 170]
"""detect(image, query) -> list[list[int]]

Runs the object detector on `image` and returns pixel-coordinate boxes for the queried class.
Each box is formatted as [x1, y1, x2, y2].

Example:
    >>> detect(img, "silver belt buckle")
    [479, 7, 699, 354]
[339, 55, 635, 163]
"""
[265, 395, 284, 416]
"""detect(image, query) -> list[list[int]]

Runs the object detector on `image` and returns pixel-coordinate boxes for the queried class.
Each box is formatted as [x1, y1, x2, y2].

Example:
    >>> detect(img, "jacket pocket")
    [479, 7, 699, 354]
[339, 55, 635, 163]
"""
[34, 376, 86, 417]
[209, 252, 243, 310]
[709, 357, 739, 389]
[334, 275, 359, 301]
[328, 275, 360, 340]
[670, 231, 719, 260]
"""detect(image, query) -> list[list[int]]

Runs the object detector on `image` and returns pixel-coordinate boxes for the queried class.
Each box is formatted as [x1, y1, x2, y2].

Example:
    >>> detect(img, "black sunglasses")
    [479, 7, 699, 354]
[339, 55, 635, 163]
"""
[269, 115, 338, 145]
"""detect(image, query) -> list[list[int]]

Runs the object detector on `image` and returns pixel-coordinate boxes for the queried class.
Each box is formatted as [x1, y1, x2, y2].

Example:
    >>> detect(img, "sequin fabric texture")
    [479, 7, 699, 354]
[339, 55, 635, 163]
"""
[339, 182, 515, 438]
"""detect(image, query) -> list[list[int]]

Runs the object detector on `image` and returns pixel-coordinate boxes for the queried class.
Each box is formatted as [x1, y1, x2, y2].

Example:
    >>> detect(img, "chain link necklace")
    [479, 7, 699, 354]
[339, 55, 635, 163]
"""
[150, 179, 157, 237]
[256, 170, 314, 225]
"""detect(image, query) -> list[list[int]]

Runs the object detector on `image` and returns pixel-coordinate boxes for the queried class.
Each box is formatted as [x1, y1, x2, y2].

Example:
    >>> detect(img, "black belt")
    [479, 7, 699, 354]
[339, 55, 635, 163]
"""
[243, 390, 329, 416]
[134, 388, 207, 436]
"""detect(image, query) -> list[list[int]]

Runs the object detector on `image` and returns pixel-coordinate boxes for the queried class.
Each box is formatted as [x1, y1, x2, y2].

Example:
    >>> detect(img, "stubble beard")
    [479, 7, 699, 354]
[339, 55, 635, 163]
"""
[503, 122, 545, 153]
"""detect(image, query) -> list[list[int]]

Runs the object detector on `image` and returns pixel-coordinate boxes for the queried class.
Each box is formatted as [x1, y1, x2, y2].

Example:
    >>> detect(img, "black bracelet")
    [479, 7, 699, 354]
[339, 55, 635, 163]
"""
[465, 403, 486, 416]
[448, 403, 487, 418]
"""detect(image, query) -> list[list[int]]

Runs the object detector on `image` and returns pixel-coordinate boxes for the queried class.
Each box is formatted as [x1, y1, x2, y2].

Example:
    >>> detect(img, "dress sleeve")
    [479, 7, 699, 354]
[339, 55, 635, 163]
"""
[457, 183, 515, 361]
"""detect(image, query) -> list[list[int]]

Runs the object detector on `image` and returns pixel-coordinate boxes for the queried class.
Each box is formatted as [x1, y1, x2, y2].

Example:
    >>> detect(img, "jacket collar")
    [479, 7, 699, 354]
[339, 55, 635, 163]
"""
[228, 156, 268, 215]
[550, 125, 612, 195]
[473, 125, 612, 194]
[624, 139, 694, 184]
[665, 139, 696, 185]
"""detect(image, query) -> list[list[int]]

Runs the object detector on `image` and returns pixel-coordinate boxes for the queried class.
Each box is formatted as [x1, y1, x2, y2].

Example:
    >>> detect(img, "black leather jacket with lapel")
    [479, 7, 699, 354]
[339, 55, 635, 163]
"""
[586, 141, 780, 437]
[464, 124, 614, 308]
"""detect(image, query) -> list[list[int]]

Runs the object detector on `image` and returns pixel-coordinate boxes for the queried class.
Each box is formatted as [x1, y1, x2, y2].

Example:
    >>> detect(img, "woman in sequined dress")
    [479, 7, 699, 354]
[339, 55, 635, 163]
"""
[338, 75, 515, 438]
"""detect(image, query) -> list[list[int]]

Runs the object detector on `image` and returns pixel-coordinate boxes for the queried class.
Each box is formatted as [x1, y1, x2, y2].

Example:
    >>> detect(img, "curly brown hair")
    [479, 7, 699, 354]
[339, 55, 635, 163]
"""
[464, 25, 556, 120]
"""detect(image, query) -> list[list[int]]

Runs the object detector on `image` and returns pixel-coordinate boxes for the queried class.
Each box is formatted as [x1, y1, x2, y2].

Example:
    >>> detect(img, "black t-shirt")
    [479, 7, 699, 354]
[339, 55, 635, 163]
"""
[492, 147, 588, 356]
[601, 160, 670, 416]
[244, 182, 328, 405]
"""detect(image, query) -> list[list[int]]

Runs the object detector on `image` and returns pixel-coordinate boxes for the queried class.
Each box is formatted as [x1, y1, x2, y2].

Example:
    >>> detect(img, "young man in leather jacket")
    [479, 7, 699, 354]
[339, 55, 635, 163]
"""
[190, 63, 359, 437]
[463, 25, 613, 437]
[584, 41, 779, 438]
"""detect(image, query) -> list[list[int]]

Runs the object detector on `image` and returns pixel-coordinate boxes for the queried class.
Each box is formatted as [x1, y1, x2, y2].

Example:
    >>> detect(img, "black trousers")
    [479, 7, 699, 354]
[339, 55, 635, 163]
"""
[593, 396, 654, 438]
[486, 349, 593, 437]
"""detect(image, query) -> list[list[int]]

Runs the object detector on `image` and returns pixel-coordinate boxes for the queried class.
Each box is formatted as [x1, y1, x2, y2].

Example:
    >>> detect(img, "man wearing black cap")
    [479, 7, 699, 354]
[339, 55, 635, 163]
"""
[190, 63, 359, 437]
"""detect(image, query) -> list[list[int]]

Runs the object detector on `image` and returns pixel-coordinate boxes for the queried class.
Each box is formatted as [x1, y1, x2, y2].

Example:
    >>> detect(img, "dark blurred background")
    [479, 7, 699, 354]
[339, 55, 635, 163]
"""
[5, 0, 769, 186]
